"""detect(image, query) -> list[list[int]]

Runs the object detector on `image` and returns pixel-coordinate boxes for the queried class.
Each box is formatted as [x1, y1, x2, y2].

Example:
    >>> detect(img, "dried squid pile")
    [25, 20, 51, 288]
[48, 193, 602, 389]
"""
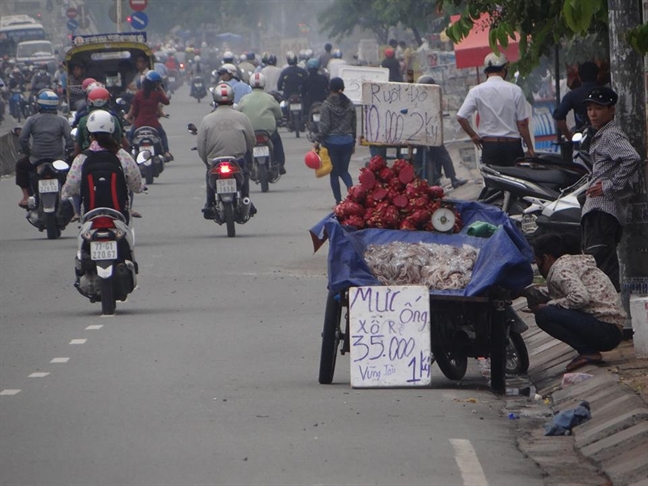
[363, 242, 480, 290]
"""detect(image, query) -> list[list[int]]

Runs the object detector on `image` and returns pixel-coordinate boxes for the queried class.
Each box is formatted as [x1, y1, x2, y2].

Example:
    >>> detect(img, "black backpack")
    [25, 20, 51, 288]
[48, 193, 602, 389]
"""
[80, 150, 129, 215]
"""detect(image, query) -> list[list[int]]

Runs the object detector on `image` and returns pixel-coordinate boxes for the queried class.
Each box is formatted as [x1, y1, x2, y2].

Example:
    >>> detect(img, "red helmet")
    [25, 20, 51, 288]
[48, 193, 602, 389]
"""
[81, 77, 97, 91]
[304, 150, 321, 170]
[87, 87, 110, 107]
[384, 47, 395, 58]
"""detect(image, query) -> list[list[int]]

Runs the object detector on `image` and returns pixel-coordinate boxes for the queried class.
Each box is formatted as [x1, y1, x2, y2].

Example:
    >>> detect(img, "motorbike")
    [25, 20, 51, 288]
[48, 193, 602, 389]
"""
[131, 126, 165, 185]
[286, 93, 304, 138]
[74, 207, 138, 315]
[9, 88, 29, 122]
[190, 75, 207, 103]
[251, 130, 281, 193]
[25, 158, 71, 239]
[167, 69, 180, 94]
[306, 101, 322, 143]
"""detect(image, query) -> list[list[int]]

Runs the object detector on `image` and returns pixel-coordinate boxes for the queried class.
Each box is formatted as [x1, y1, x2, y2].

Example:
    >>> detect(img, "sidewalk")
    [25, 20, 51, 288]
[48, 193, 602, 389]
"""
[514, 300, 648, 486]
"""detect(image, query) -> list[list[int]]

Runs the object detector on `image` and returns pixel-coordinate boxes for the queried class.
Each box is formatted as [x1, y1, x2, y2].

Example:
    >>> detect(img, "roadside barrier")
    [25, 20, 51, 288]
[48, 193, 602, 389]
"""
[0, 131, 20, 176]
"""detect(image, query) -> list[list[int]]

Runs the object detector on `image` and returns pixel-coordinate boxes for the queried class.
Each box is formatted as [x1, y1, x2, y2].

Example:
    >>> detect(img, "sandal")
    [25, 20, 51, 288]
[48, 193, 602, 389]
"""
[18, 201, 29, 209]
[565, 355, 603, 372]
[131, 211, 142, 218]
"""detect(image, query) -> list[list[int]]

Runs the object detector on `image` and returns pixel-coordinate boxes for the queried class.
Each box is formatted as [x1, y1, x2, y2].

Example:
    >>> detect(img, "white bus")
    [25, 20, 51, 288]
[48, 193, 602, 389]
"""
[0, 15, 47, 58]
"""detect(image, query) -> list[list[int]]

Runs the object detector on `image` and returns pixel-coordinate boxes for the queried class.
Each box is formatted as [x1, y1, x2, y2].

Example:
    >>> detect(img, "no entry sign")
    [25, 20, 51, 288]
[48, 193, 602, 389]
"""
[129, 0, 148, 12]
[66, 7, 77, 19]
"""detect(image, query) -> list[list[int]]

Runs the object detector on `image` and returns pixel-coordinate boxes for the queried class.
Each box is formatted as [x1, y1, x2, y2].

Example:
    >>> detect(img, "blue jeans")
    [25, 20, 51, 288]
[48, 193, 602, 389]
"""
[534, 305, 622, 355]
[326, 142, 354, 204]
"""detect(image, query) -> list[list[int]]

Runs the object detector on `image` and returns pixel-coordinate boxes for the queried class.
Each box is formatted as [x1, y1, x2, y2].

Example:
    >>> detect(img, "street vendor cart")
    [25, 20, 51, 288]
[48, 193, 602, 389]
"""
[310, 200, 534, 394]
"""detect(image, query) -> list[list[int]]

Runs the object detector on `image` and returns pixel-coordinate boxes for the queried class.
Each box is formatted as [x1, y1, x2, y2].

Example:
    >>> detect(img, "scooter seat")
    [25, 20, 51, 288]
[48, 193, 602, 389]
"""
[490, 165, 580, 187]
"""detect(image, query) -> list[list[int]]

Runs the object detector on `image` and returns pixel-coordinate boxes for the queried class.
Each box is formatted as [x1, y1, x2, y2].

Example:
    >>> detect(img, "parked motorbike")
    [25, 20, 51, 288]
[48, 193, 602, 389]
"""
[251, 130, 281, 193]
[25, 158, 71, 239]
[131, 126, 165, 185]
[190, 75, 207, 103]
[74, 207, 138, 315]
[306, 101, 322, 143]
[287, 93, 304, 138]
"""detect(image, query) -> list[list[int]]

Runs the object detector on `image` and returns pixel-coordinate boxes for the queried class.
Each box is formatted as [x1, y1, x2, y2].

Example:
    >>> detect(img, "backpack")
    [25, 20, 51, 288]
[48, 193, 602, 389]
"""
[80, 150, 129, 216]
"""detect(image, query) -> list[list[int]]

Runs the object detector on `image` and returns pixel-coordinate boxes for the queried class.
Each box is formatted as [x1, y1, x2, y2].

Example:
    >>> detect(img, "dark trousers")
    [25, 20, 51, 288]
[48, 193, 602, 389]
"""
[582, 211, 623, 292]
[427, 145, 456, 184]
[535, 305, 622, 355]
[270, 131, 285, 166]
[326, 142, 354, 204]
[15, 156, 32, 189]
[481, 141, 524, 167]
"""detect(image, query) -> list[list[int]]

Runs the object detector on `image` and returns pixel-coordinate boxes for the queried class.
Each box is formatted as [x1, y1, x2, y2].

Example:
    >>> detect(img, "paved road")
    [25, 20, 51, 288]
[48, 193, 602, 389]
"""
[0, 87, 544, 486]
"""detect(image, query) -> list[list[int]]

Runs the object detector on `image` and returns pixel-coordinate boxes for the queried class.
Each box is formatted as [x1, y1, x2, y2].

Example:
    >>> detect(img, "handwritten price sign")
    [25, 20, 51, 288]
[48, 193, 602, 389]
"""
[349, 286, 432, 388]
[362, 81, 443, 146]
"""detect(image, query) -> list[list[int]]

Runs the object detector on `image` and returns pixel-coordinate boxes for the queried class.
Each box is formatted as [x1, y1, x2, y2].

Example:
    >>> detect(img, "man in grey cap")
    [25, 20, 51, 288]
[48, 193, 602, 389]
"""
[581, 86, 641, 291]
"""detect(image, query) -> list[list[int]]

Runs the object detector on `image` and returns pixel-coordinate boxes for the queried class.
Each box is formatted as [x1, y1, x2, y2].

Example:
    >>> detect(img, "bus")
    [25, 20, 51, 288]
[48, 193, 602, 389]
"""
[0, 15, 47, 58]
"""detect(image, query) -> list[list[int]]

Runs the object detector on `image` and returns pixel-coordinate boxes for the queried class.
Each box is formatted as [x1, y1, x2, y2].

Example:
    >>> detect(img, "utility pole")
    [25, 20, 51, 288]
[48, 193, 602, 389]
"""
[607, 0, 648, 322]
[116, 0, 122, 33]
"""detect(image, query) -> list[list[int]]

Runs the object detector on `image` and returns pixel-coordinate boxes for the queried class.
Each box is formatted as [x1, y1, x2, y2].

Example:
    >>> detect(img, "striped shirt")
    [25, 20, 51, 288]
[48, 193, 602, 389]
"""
[582, 119, 641, 225]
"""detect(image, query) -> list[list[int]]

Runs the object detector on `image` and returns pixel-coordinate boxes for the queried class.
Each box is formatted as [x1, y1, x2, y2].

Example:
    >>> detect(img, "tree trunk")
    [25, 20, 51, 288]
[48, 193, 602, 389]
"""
[608, 0, 648, 311]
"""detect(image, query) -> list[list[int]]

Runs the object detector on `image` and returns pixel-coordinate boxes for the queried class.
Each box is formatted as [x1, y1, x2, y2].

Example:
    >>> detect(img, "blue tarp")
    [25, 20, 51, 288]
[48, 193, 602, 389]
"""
[309, 200, 534, 297]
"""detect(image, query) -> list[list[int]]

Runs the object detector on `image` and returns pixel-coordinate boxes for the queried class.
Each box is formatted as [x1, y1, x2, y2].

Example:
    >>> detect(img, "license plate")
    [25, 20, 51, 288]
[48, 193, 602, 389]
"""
[90, 241, 118, 261]
[194, 83, 203, 87]
[141, 145, 154, 155]
[216, 178, 237, 194]
[521, 217, 538, 233]
[38, 179, 59, 193]
[290, 103, 301, 111]
[253, 146, 270, 157]
[312, 114, 320, 122]
[169, 77, 175, 82]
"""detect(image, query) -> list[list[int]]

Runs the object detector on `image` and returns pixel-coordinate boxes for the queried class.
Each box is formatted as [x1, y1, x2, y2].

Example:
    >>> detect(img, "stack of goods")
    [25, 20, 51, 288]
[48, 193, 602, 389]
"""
[363, 242, 479, 290]
[334, 157, 462, 232]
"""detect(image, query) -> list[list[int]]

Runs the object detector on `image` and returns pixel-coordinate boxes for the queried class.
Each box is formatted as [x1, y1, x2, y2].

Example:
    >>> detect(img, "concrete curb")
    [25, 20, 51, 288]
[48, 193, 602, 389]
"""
[522, 306, 648, 486]
[0, 131, 20, 177]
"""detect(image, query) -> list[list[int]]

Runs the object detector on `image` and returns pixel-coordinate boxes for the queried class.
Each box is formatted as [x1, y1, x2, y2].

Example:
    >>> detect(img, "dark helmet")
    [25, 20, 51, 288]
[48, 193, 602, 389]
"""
[416, 75, 437, 85]
[267, 54, 277, 66]
[286, 51, 298, 65]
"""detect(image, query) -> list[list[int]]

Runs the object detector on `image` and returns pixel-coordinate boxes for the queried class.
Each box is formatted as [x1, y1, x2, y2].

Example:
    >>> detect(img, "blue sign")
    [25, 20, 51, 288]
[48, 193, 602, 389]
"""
[67, 18, 79, 32]
[130, 11, 148, 30]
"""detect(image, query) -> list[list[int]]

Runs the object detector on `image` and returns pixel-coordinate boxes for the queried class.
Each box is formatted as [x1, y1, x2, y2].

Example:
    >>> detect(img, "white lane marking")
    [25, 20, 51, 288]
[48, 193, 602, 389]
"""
[50, 357, 70, 363]
[69, 339, 87, 344]
[86, 325, 103, 330]
[28, 372, 50, 378]
[450, 438, 489, 486]
[0, 389, 21, 396]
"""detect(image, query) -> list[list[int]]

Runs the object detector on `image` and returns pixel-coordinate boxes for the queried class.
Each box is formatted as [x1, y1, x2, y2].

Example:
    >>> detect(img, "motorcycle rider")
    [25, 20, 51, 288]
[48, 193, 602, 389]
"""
[62, 109, 143, 223]
[238, 52, 256, 84]
[67, 61, 87, 109]
[301, 58, 328, 121]
[318, 43, 334, 72]
[237, 73, 286, 174]
[326, 49, 347, 79]
[75, 86, 127, 154]
[216, 63, 251, 104]
[8, 67, 26, 118]
[381, 47, 402, 82]
[278, 52, 307, 102]
[260, 54, 282, 93]
[16, 90, 74, 208]
[197, 83, 256, 219]
[30, 63, 52, 95]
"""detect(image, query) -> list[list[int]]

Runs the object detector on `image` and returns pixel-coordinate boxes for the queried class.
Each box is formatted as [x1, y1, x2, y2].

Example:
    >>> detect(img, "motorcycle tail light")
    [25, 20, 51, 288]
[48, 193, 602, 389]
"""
[213, 162, 237, 175]
[91, 216, 116, 229]
[256, 134, 269, 144]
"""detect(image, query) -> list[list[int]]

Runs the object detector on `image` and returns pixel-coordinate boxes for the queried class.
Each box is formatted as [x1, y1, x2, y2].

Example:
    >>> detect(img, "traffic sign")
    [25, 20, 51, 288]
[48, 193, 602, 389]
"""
[66, 6, 77, 19]
[129, 11, 148, 30]
[129, 0, 148, 12]
[67, 18, 79, 32]
[78, 4, 89, 29]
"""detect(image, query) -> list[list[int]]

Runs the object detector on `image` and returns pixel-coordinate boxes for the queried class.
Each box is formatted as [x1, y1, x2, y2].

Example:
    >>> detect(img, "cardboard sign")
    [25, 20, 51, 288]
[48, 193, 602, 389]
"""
[338, 65, 389, 105]
[362, 81, 443, 146]
[349, 286, 431, 388]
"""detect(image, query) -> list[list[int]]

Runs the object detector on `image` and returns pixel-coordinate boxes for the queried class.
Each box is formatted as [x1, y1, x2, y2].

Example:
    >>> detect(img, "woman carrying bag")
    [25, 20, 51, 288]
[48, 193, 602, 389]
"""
[314, 77, 356, 205]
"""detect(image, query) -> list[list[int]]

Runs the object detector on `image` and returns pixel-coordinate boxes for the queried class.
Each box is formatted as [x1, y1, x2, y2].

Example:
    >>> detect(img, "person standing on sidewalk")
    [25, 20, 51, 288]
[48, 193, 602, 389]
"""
[581, 87, 641, 292]
[528, 233, 625, 372]
[314, 77, 356, 205]
[456, 52, 535, 166]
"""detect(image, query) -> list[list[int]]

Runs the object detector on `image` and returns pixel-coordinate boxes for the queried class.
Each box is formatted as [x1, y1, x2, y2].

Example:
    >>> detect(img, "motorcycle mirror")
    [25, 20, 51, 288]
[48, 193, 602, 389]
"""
[70, 127, 78, 138]
[52, 159, 69, 171]
[187, 123, 198, 135]
[136, 150, 151, 164]
[116, 97, 125, 105]
[12, 126, 22, 137]
[571, 132, 583, 143]
[208, 86, 215, 94]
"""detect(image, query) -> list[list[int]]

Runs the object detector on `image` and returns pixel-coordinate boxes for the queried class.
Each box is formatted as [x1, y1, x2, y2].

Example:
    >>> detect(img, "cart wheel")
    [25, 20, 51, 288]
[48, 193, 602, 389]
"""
[506, 332, 529, 375]
[319, 291, 342, 384]
[431, 344, 468, 381]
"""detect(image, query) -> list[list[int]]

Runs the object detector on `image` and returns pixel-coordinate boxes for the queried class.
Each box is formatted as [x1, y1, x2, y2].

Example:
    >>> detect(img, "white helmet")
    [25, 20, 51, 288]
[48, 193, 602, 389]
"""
[484, 52, 508, 71]
[218, 63, 237, 76]
[239, 53, 247, 62]
[86, 110, 115, 134]
[194, 55, 201, 62]
[222, 50, 234, 63]
[249, 72, 265, 89]
[212, 83, 234, 104]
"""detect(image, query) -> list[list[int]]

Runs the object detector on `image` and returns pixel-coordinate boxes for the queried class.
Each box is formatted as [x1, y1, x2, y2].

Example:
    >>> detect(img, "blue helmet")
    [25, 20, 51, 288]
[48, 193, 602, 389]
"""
[145, 70, 162, 83]
[306, 58, 320, 70]
[36, 89, 59, 112]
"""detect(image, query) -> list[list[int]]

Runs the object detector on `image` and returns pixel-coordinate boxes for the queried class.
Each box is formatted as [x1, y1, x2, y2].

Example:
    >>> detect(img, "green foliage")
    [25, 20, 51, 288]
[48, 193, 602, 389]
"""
[627, 22, 648, 55]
